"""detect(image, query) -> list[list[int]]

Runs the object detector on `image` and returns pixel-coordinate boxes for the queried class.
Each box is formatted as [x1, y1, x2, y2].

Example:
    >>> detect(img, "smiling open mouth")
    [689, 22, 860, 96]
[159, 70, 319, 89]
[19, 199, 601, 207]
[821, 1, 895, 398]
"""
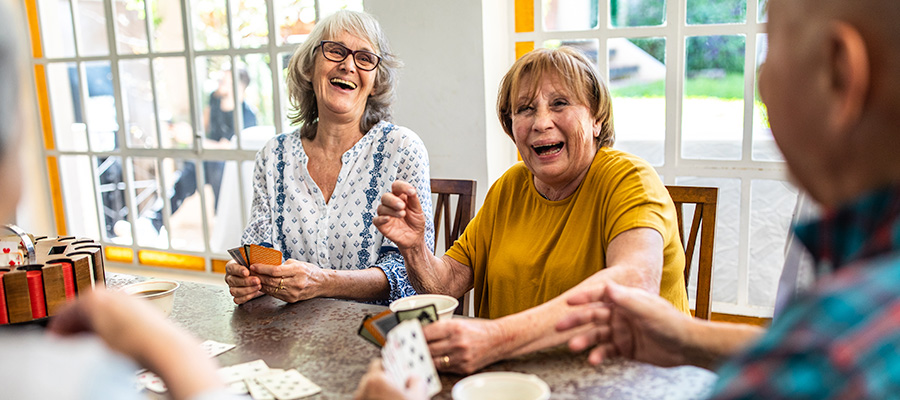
[533, 142, 564, 155]
[330, 78, 357, 90]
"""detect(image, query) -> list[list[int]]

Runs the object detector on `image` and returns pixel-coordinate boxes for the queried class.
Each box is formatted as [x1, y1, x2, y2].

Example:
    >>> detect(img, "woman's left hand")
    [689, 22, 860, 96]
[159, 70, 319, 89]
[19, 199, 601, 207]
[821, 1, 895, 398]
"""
[423, 318, 506, 375]
[250, 259, 326, 303]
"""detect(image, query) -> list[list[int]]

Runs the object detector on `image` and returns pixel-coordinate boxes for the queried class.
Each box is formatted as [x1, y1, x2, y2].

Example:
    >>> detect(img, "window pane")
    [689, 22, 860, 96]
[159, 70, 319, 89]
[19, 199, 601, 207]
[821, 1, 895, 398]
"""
[749, 179, 797, 308]
[119, 59, 159, 148]
[208, 160, 239, 254]
[38, 0, 76, 58]
[318, 0, 364, 19]
[97, 156, 130, 244]
[130, 157, 166, 248]
[752, 34, 779, 161]
[235, 54, 276, 151]
[47, 62, 87, 151]
[75, 0, 110, 56]
[153, 57, 194, 149]
[543, 0, 598, 32]
[83, 61, 119, 152]
[196, 56, 236, 150]
[165, 157, 206, 252]
[275, 0, 316, 46]
[113, 0, 150, 54]
[235, 0, 269, 48]
[543, 39, 599, 68]
[611, 0, 665, 28]
[758, 0, 768, 22]
[675, 177, 741, 306]
[682, 35, 745, 160]
[151, 0, 186, 53]
[191, 0, 229, 51]
[610, 37, 666, 166]
[59, 155, 102, 240]
[686, 0, 746, 25]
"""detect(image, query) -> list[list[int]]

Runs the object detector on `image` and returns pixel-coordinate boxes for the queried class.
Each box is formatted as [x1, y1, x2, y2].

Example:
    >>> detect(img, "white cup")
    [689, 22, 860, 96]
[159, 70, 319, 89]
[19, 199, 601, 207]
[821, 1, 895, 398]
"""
[120, 280, 180, 317]
[452, 372, 551, 400]
[389, 294, 459, 321]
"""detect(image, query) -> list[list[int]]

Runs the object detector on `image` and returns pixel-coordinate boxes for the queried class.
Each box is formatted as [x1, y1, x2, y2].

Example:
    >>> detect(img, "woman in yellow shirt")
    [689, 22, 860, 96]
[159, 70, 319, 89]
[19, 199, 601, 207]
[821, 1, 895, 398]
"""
[375, 46, 688, 374]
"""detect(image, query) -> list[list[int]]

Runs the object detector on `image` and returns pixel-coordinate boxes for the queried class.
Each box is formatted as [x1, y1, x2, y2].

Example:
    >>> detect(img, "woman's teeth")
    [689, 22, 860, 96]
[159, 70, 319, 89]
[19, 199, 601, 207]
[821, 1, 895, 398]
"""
[330, 78, 357, 90]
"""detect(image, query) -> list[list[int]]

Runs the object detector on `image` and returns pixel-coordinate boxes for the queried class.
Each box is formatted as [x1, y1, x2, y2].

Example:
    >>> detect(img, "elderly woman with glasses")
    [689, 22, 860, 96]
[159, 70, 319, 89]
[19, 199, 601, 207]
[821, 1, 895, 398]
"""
[373, 46, 688, 375]
[225, 10, 434, 306]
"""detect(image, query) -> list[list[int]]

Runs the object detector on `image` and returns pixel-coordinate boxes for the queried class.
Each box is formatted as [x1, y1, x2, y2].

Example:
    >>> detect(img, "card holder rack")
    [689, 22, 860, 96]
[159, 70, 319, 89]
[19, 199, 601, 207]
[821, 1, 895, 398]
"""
[0, 226, 106, 325]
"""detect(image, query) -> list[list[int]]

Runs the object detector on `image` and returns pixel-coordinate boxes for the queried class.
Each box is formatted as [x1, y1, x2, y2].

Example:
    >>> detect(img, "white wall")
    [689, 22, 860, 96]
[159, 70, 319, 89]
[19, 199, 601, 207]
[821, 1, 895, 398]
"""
[365, 0, 516, 207]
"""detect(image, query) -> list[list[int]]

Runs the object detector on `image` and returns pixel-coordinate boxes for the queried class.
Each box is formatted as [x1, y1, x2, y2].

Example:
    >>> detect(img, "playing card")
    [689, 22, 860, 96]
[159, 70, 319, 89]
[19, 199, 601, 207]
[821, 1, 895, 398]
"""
[247, 243, 283, 265]
[228, 247, 248, 267]
[137, 370, 167, 393]
[372, 311, 400, 339]
[218, 359, 271, 383]
[245, 377, 275, 400]
[381, 320, 441, 398]
[396, 304, 438, 326]
[357, 314, 381, 347]
[257, 369, 322, 400]
[227, 380, 249, 395]
[363, 309, 394, 346]
[200, 339, 236, 358]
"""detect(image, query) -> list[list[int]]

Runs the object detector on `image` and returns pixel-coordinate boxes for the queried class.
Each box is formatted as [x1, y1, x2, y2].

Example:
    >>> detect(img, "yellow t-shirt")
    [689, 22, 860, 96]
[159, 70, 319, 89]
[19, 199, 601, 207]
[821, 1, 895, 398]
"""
[446, 148, 689, 319]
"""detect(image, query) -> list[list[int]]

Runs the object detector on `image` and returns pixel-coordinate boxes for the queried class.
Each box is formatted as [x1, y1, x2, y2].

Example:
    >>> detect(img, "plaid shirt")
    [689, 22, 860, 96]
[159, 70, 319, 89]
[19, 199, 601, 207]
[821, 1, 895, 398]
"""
[709, 186, 900, 399]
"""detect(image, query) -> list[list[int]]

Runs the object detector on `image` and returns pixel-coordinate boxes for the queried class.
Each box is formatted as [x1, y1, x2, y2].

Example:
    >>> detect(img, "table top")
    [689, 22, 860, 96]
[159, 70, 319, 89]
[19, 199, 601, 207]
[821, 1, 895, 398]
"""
[108, 274, 717, 400]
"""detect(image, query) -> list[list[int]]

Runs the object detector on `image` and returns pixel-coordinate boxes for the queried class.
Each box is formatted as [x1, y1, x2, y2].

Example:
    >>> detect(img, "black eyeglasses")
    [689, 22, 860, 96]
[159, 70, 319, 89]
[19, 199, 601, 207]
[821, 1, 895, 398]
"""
[318, 40, 382, 71]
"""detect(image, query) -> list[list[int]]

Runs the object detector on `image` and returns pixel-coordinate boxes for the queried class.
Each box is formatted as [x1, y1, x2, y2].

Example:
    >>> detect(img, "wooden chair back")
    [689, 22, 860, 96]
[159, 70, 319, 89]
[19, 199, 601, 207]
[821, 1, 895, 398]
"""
[430, 179, 477, 316]
[666, 185, 718, 320]
[431, 179, 477, 253]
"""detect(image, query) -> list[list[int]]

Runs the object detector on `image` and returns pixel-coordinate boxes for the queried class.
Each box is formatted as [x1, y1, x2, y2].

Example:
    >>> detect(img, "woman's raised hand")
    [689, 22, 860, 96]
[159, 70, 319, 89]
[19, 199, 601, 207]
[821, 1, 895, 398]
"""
[374, 180, 428, 251]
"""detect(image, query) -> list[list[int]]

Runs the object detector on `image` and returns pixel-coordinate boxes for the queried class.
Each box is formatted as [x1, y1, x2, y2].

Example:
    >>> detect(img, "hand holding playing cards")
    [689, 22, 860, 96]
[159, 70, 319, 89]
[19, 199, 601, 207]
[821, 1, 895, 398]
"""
[424, 318, 507, 375]
[49, 290, 224, 400]
[374, 180, 428, 251]
[224, 259, 265, 304]
[353, 359, 428, 400]
[250, 259, 326, 303]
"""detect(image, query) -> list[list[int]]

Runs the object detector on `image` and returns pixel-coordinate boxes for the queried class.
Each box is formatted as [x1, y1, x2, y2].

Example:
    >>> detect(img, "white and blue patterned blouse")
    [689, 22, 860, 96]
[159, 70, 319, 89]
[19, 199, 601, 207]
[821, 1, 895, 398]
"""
[241, 121, 435, 304]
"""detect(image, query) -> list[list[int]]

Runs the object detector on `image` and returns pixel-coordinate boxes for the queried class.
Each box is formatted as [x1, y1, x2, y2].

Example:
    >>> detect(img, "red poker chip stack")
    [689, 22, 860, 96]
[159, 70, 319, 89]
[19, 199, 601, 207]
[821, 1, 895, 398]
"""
[0, 235, 105, 325]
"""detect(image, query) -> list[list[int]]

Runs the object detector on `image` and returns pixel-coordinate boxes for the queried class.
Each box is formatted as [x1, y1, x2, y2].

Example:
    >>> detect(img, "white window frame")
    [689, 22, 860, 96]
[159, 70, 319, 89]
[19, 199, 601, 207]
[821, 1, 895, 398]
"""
[29, 0, 348, 273]
[512, 0, 788, 317]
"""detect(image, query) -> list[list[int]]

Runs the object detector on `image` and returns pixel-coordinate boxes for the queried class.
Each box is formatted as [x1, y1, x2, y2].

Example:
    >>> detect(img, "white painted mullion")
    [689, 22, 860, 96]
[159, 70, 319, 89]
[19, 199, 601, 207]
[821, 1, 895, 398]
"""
[595, 0, 609, 76]
[666, 0, 685, 181]
[737, 177, 752, 307]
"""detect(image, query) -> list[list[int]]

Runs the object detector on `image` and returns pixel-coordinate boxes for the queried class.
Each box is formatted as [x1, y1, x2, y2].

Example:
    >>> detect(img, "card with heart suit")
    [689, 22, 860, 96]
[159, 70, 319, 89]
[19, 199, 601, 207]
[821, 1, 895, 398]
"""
[381, 319, 441, 397]
[246, 243, 283, 265]
[257, 369, 322, 399]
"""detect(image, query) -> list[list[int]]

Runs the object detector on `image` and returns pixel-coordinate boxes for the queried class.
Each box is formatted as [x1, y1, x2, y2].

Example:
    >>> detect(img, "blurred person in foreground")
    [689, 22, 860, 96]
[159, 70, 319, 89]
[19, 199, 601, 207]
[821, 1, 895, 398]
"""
[554, 0, 900, 398]
[224, 10, 434, 306]
[0, 2, 231, 399]
[373, 46, 689, 375]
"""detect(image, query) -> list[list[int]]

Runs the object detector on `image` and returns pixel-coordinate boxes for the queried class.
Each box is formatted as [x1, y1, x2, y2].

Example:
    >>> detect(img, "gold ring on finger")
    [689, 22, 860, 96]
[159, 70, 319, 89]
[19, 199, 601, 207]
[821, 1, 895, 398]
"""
[440, 355, 450, 368]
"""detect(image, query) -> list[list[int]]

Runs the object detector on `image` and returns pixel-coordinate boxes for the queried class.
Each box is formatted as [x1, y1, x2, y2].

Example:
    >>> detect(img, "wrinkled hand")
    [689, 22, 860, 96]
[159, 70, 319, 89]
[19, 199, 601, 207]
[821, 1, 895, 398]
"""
[224, 259, 265, 304]
[424, 318, 505, 375]
[374, 180, 428, 251]
[251, 259, 325, 303]
[556, 282, 692, 367]
[353, 359, 427, 400]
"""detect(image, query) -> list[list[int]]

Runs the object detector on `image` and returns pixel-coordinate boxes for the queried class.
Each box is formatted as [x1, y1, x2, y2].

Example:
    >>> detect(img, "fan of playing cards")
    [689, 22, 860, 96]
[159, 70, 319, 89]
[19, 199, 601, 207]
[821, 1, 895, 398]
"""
[229, 244, 283, 267]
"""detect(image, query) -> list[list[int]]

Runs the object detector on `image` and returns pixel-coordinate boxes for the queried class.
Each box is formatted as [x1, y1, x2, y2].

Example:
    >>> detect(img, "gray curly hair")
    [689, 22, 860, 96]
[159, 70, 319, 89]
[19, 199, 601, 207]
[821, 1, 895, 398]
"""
[285, 10, 402, 140]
